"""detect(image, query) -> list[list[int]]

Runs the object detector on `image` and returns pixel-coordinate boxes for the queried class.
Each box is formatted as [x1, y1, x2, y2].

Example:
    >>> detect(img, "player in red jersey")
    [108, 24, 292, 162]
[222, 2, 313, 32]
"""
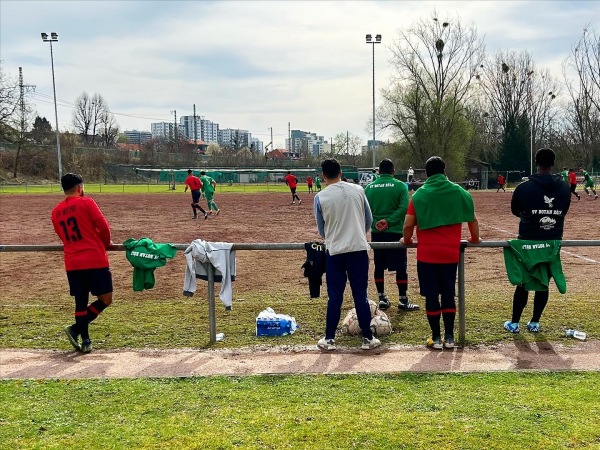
[184, 169, 208, 219]
[284, 171, 302, 204]
[306, 176, 314, 193]
[51, 173, 113, 353]
[497, 174, 506, 193]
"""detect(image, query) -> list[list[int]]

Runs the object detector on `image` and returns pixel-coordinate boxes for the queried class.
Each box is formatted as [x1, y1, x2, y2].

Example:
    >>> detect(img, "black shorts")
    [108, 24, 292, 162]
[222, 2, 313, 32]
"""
[191, 190, 201, 203]
[67, 268, 113, 297]
[372, 232, 407, 272]
[417, 261, 457, 299]
[290, 187, 297, 195]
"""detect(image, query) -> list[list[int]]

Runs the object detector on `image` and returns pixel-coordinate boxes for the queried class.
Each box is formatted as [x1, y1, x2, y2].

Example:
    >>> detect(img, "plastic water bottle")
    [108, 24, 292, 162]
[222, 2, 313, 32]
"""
[565, 329, 587, 341]
[215, 333, 225, 342]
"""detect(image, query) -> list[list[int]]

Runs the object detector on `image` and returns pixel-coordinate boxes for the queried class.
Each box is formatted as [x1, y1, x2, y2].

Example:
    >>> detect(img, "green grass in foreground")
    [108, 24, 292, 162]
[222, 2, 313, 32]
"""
[1, 289, 597, 350]
[1, 373, 599, 449]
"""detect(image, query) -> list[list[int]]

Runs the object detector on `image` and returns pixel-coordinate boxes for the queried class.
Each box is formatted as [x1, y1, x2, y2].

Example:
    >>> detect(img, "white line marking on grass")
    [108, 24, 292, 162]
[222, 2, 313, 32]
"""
[480, 223, 599, 264]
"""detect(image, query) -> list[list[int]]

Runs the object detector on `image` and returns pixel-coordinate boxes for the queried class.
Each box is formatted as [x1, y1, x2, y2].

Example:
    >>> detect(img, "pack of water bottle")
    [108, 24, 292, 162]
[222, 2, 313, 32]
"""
[256, 307, 298, 337]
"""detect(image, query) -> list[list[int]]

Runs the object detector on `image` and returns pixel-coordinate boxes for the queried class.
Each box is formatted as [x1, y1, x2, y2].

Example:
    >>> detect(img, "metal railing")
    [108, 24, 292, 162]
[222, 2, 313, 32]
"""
[1, 240, 598, 344]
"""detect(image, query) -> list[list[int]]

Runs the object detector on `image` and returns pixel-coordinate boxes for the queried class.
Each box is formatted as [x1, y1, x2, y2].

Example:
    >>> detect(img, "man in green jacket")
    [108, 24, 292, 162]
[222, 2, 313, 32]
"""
[365, 159, 419, 311]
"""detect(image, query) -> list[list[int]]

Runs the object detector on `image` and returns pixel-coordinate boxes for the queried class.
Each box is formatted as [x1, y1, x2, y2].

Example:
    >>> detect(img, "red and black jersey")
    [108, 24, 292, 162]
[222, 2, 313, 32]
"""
[306, 176, 313, 186]
[185, 175, 202, 191]
[51, 196, 111, 271]
[568, 171, 577, 186]
[285, 173, 298, 189]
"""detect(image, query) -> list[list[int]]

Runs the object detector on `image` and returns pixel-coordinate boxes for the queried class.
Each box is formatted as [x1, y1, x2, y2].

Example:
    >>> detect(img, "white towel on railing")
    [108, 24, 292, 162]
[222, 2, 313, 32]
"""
[182, 239, 236, 308]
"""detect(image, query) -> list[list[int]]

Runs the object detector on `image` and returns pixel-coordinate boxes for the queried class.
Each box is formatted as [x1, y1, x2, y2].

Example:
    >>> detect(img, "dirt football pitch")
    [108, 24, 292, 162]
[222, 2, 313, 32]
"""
[0, 187, 599, 377]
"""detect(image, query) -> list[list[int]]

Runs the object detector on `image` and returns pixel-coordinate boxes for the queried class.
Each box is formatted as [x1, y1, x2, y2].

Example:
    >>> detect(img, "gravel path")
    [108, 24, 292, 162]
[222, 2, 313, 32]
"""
[2, 341, 599, 379]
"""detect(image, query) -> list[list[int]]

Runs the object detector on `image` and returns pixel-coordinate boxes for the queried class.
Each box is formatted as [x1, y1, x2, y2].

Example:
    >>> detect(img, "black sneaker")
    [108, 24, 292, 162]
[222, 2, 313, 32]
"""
[81, 339, 93, 353]
[378, 294, 390, 310]
[204, 212, 209, 220]
[443, 334, 455, 349]
[398, 298, 420, 311]
[64, 325, 81, 351]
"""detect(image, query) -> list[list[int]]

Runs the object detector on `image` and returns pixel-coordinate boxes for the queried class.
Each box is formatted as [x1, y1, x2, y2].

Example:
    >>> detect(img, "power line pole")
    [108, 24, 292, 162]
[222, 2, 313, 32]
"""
[288, 122, 291, 159]
[193, 104, 197, 149]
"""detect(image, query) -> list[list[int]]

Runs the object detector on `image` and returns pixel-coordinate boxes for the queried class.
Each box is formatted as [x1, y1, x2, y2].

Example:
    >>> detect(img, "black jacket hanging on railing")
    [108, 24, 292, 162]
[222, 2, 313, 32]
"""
[301, 241, 326, 299]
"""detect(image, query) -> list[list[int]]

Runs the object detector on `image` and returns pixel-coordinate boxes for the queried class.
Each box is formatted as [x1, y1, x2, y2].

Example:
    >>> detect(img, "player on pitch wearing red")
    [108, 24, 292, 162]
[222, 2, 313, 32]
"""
[284, 170, 302, 204]
[51, 173, 113, 353]
[306, 175, 314, 193]
[184, 169, 208, 219]
[497, 174, 506, 193]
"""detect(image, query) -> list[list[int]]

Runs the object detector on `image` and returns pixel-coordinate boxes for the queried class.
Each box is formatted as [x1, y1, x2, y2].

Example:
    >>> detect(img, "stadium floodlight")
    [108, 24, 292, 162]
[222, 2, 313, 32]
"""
[365, 33, 382, 169]
[41, 31, 62, 180]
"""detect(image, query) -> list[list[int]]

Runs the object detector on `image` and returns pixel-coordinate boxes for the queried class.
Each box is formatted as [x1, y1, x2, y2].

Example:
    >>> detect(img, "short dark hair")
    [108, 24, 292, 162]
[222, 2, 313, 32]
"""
[563, 167, 567, 170]
[61, 173, 83, 192]
[535, 148, 555, 168]
[321, 158, 341, 179]
[425, 156, 445, 177]
[187, 169, 192, 174]
[287, 171, 291, 174]
[200, 171, 206, 175]
[379, 158, 394, 174]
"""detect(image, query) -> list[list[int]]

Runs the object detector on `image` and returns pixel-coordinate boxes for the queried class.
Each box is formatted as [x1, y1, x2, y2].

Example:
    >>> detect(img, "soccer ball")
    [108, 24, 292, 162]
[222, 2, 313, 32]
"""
[368, 299, 379, 318]
[370, 313, 393, 336]
[341, 309, 362, 335]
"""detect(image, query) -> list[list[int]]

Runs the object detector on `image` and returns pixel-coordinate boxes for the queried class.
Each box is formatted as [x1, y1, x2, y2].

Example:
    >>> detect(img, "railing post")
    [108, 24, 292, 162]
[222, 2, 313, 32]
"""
[207, 263, 217, 343]
[458, 241, 467, 344]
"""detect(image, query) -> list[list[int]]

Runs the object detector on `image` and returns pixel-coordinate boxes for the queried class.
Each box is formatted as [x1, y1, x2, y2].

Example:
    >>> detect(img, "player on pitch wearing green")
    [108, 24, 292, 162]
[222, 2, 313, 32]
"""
[580, 167, 598, 199]
[200, 171, 220, 215]
[561, 167, 569, 184]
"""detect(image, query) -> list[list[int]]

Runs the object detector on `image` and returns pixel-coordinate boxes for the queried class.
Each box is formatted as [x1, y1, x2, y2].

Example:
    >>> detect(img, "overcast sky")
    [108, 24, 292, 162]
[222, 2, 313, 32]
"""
[1, 0, 597, 148]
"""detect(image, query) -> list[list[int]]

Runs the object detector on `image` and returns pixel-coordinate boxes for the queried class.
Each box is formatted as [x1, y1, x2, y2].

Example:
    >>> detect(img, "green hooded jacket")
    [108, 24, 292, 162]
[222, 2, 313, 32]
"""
[123, 238, 177, 291]
[364, 173, 409, 234]
[503, 239, 566, 293]
[411, 173, 475, 230]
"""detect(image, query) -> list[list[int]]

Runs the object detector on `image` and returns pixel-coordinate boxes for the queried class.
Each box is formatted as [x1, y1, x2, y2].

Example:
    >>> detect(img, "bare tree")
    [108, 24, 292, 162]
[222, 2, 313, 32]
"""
[72, 92, 109, 145]
[562, 25, 600, 166]
[99, 109, 119, 148]
[381, 11, 485, 178]
[0, 64, 19, 137]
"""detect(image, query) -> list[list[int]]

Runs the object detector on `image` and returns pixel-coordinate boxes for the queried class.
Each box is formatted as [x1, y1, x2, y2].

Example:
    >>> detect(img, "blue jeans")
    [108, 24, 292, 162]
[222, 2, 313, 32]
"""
[325, 250, 373, 339]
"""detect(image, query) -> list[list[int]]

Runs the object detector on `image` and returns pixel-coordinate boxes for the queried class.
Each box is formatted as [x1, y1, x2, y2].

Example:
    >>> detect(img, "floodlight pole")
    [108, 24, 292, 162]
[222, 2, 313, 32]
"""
[366, 34, 381, 169]
[41, 32, 62, 181]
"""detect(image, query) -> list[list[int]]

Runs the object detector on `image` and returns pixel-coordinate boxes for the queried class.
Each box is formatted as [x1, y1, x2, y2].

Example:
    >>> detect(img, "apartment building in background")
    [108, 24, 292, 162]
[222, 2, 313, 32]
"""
[123, 130, 152, 144]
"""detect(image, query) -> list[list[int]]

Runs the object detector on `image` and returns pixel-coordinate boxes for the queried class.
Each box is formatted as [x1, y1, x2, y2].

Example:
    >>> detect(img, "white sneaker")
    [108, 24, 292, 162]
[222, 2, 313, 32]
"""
[317, 337, 336, 351]
[361, 337, 381, 350]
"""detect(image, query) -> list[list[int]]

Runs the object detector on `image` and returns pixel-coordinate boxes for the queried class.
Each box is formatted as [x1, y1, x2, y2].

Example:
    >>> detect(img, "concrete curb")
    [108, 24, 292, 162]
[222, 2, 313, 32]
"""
[1, 341, 599, 379]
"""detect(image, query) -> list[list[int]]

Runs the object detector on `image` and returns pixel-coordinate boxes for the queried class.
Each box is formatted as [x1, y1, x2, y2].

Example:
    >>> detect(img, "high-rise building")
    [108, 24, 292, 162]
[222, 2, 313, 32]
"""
[123, 130, 152, 144]
[178, 116, 220, 143]
[251, 137, 264, 154]
[288, 130, 327, 157]
[151, 122, 185, 139]
[219, 128, 252, 150]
